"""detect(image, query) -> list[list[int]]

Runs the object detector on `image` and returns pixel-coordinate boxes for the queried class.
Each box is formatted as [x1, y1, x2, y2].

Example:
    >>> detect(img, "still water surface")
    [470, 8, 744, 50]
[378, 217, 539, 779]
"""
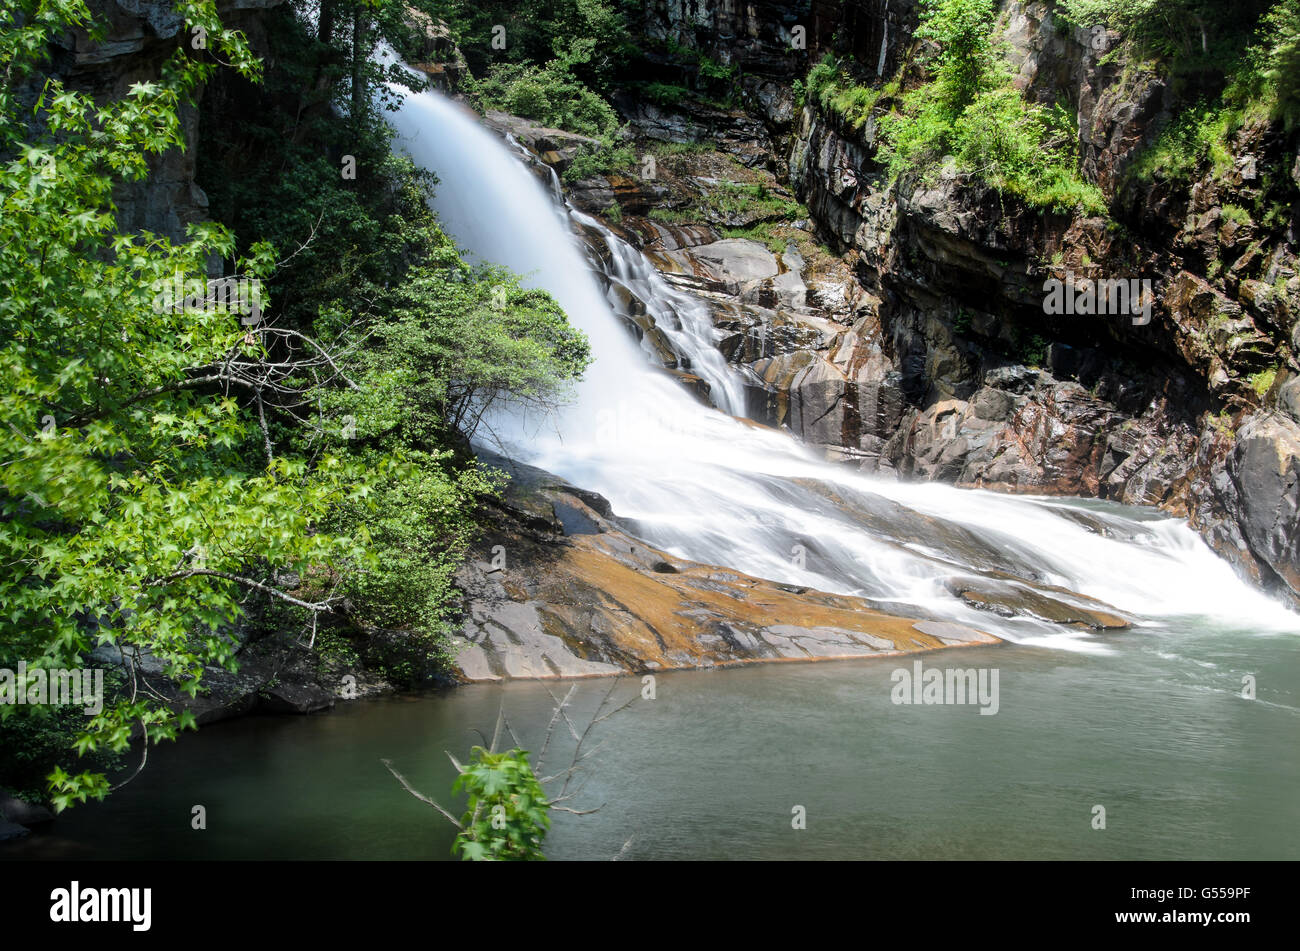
[10, 621, 1298, 860]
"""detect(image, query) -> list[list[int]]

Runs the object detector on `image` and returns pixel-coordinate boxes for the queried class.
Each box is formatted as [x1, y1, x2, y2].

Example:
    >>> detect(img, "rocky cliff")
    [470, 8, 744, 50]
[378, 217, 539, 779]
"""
[579, 0, 1300, 609]
[24, 0, 282, 262]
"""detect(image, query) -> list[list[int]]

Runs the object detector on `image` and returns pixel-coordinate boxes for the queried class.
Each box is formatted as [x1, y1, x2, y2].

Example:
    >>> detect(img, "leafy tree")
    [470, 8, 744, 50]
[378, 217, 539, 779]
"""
[309, 250, 589, 681]
[420, 0, 636, 89]
[0, 0, 382, 809]
[194, 4, 590, 687]
[1, 0, 592, 805]
[915, 0, 997, 114]
[1262, 0, 1300, 128]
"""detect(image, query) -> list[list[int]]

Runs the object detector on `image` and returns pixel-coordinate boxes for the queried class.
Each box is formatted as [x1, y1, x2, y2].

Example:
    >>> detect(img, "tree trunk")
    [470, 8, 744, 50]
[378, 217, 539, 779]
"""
[351, 6, 368, 134]
[318, 0, 337, 44]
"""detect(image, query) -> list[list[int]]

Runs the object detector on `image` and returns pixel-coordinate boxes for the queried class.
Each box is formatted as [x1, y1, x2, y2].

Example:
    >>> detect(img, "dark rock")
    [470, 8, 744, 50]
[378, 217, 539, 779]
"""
[0, 819, 30, 842]
[0, 792, 53, 827]
[259, 682, 336, 715]
[552, 501, 604, 536]
[1228, 414, 1300, 596]
[946, 576, 1131, 630]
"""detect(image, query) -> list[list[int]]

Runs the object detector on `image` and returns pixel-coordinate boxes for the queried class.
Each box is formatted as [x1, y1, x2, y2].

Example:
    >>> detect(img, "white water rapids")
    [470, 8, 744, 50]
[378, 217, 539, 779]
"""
[383, 75, 1298, 651]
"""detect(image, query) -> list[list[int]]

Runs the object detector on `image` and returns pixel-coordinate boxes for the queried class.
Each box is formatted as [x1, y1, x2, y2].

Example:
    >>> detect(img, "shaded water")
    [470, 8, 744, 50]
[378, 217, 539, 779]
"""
[10, 623, 1299, 860]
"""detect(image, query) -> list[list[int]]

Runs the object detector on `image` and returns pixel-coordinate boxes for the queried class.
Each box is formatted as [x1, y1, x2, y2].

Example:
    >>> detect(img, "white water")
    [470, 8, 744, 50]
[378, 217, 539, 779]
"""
[384, 77, 1299, 647]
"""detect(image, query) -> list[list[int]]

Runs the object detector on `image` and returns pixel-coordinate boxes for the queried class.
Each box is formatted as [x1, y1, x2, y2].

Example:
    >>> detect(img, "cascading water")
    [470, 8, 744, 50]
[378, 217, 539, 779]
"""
[571, 208, 749, 417]
[383, 75, 1298, 650]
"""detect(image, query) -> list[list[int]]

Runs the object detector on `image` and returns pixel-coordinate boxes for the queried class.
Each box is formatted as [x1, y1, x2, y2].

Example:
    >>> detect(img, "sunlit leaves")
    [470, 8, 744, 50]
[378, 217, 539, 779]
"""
[0, 0, 369, 805]
[451, 746, 550, 861]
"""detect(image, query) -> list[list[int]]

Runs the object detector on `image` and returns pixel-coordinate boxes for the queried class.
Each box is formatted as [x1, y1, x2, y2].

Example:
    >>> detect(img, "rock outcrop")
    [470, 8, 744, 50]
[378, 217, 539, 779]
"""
[452, 455, 1002, 681]
[33, 0, 285, 264]
[583, 0, 1300, 608]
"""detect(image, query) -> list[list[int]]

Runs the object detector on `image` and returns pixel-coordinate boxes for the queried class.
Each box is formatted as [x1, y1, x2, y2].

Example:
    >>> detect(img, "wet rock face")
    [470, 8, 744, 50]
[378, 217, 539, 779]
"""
[946, 576, 1130, 630]
[882, 371, 1210, 505]
[1227, 415, 1300, 594]
[751, 2, 1300, 603]
[452, 456, 1001, 682]
[483, 112, 605, 177]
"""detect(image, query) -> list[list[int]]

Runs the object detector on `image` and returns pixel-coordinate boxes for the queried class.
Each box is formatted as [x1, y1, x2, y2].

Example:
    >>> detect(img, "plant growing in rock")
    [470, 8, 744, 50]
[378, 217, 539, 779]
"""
[877, 0, 1107, 214]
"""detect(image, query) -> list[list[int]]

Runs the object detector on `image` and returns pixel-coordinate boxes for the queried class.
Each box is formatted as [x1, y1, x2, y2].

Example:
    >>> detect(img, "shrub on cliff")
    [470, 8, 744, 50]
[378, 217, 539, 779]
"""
[1128, 0, 1300, 182]
[878, 0, 1108, 215]
[461, 53, 635, 181]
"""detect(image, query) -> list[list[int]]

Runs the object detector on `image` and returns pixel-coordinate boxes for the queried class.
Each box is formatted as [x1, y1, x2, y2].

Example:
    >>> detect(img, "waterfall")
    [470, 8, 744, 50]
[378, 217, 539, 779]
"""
[877, 1, 891, 78]
[383, 76, 1298, 649]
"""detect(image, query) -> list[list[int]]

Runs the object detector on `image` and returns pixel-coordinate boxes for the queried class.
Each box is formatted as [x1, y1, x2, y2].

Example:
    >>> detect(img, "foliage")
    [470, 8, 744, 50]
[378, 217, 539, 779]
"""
[1129, 99, 1239, 180]
[563, 139, 637, 182]
[1263, 0, 1300, 128]
[329, 257, 591, 446]
[0, 658, 124, 802]
[0, 0, 381, 809]
[1220, 203, 1252, 226]
[638, 81, 691, 107]
[649, 158, 807, 226]
[451, 746, 550, 861]
[915, 0, 1000, 111]
[1127, 0, 1300, 185]
[200, 7, 589, 687]
[1250, 364, 1280, 396]
[1051, 0, 1274, 69]
[461, 57, 634, 181]
[0, 0, 591, 802]
[875, 0, 1107, 214]
[421, 0, 636, 90]
[465, 60, 620, 138]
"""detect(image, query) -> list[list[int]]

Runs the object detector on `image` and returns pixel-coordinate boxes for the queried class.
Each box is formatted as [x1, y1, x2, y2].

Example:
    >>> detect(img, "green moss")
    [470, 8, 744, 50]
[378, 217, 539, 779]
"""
[647, 207, 695, 225]
[1221, 203, 1252, 226]
[1210, 410, 1236, 435]
[1250, 364, 1280, 396]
